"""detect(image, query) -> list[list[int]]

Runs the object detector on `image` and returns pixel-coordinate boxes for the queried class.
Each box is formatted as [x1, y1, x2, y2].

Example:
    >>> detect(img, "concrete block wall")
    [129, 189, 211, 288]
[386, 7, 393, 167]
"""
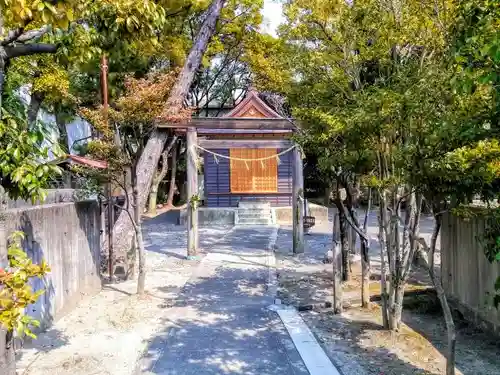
[6, 189, 77, 209]
[0, 200, 102, 330]
[274, 204, 329, 225]
[179, 203, 329, 226]
[441, 212, 500, 335]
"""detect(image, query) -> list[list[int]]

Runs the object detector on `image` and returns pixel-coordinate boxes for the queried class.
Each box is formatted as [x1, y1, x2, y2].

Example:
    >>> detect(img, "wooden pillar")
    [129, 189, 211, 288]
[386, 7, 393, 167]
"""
[292, 145, 305, 254]
[186, 127, 199, 258]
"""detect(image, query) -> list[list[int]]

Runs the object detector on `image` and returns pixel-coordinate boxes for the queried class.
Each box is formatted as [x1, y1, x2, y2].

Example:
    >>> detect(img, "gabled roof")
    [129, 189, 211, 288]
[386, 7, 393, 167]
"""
[53, 154, 108, 169]
[224, 88, 282, 119]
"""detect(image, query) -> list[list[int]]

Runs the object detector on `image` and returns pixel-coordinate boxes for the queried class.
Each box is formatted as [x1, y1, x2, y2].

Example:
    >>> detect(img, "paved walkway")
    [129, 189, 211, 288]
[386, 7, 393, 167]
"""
[136, 226, 309, 375]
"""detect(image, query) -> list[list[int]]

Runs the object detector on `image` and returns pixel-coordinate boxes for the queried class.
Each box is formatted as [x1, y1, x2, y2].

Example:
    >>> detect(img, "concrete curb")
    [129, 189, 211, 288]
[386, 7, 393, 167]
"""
[269, 304, 342, 375]
[265, 225, 343, 375]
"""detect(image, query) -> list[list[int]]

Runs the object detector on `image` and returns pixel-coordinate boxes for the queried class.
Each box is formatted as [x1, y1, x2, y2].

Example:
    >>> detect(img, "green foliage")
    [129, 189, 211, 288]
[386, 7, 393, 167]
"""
[452, 0, 500, 141]
[189, 194, 201, 229]
[0, 0, 77, 31]
[0, 108, 62, 201]
[254, 0, 498, 207]
[444, 6, 500, 309]
[480, 211, 500, 263]
[0, 231, 50, 338]
[189, 194, 201, 209]
[252, 0, 500, 314]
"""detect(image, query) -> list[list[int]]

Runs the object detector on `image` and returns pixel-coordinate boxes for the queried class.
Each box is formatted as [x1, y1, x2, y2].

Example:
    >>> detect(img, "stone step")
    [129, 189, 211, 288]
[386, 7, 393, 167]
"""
[236, 217, 272, 225]
[236, 203, 273, 225]
[237, 212, 272, 218]
[238, 217, 271, 223]
[237, 209, 272, 216]
[237, 201, 272, 210]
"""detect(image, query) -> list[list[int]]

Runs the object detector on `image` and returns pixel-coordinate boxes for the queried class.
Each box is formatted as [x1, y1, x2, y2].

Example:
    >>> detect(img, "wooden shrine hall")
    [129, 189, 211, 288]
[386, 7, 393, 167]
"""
[159, 89, 306, 255]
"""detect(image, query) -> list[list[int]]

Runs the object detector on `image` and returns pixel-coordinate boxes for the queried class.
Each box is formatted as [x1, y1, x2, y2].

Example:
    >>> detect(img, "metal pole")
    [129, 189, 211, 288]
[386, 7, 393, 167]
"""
[101, 55, 109, 114]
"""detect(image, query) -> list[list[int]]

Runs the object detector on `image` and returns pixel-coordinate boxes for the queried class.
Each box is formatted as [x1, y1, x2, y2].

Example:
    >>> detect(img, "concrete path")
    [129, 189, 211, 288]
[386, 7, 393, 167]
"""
[136, 226, 310, 375]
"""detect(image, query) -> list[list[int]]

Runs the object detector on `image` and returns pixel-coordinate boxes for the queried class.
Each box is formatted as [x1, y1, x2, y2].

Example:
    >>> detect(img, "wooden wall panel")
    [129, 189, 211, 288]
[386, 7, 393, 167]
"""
[204, 148, 293, 207]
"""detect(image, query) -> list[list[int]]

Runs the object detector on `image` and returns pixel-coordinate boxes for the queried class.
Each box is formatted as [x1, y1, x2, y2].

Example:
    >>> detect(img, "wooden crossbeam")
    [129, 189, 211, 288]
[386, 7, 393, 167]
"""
[175, 129, 293, 135]
[198, 139, 293, 149]
[158, 118, 297, 130]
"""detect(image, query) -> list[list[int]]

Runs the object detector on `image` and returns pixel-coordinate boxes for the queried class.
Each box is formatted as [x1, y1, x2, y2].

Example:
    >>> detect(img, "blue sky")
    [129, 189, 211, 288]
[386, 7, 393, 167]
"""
[261, 0, 284, 36]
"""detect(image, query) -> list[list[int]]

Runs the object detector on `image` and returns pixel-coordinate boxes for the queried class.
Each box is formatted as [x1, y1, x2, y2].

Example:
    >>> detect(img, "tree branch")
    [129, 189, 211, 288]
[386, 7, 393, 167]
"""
[17, 26, 51, 43]
[2, 28, 25, 45]
[338, 196, 370, 242]
[166, 4, 192, 18]
[5, 43, 57, 58]
[312, 20, 333, 42]
[154, 135, 178, 185]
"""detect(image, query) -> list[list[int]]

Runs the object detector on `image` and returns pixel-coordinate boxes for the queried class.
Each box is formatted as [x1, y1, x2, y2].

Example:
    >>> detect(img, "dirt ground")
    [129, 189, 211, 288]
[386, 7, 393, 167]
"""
[302, 304, 500, 375]
[275, 228, 500, 375]
[15, 224, 232, 375]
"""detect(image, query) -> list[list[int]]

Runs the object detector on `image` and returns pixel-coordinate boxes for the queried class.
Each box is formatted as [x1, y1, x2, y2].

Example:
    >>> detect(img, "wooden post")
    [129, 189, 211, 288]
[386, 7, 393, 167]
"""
[107, 186, 114, 281]
[186, 127, 199, 258]
[292, 145, 305, 254]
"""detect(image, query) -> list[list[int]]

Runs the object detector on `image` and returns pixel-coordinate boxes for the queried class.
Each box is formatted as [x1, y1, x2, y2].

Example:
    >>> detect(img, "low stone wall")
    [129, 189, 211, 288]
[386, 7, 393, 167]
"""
[179, 207, 236, 226]
[6, 189, 77, 209]
[0, 200, 102, 330]
[274, 203, 329, 225]
[179, 203, 329, 226]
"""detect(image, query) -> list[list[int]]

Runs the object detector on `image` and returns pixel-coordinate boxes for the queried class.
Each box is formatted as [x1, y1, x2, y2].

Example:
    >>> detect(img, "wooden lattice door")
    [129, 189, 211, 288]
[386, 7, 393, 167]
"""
[230, 149, 278, 193]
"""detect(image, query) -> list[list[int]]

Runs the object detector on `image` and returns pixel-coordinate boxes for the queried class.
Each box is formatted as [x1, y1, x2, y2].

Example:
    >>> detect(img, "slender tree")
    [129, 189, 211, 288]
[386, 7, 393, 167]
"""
[110, 0, 227, 257]
[166, 141, 181, 206]
[148, 135, 178, 215]
[81, 71, 191, 294]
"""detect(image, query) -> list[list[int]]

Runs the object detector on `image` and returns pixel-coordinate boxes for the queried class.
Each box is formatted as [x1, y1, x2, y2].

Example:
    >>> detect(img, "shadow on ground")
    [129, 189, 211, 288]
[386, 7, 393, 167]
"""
[142, 212, 233, 259]
[276, 215, 500, 375]
[303, 309, 441, 375]
[401, 305, 500, 375]
[137, 226, 308, 375]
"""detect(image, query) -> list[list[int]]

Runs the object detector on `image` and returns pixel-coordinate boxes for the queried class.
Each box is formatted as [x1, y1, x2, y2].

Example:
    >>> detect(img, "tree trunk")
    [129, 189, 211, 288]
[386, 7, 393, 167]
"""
[361, 241, 370, 307]
[333, 185, 350, 281]
[378, 192, 390, 329]
[0, 181, 14, 374]
[332, 212, 343, 314]
[148, 136, 178, 215]
[324, 187, 331, 206]
[333, 240, 343, 314]
[361, 189, 372, 308]
[55, 111, 69, 153]
[434, 275, 456, 375]
[421, 214, 456, 375]
[0, 53, 6, 115]
[135, 221, 146, 294]
[148, 186, 158, 215]
[338, 206, 350, 282]
[27, 90, 44, 128]
[388, 282, 405, 330]
[109, 0, 226, 256]
[166, 142, 179, 206]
